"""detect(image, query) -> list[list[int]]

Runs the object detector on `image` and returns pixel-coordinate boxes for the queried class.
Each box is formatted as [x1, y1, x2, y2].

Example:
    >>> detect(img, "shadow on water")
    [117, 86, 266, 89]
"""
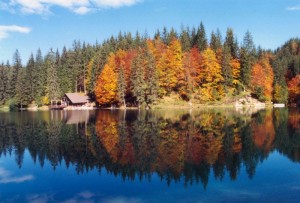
[0, 108, 299, 188]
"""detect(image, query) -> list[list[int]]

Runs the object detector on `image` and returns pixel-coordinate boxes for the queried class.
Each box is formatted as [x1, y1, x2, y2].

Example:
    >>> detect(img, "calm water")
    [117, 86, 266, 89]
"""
[0, 108, 299, 202]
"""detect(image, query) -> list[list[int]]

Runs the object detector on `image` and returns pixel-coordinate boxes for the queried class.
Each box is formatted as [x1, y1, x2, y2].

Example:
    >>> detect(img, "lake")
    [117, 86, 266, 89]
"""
[0, 108, 299, 202]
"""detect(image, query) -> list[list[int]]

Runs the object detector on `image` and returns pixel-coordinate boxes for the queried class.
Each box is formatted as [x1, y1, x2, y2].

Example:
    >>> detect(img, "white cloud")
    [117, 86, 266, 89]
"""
[287, 5, 300, 11]
[0, 25, 31, 40]
[92, 0, 141, 8]
[0, 167, 34, 184]
[0, 0, 141, 15]
[73, 6, 91, 15]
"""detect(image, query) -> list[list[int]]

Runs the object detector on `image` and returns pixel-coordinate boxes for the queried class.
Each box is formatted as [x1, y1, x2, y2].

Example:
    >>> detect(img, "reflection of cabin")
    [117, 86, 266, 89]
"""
[63, 93, 90, 106]
[65, 110, 91, 124]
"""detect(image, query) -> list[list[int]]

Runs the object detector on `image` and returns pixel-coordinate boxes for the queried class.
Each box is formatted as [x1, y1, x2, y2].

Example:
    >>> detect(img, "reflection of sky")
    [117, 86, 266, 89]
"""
[0, 167, 34, 184]
[0, 150, 300, 202]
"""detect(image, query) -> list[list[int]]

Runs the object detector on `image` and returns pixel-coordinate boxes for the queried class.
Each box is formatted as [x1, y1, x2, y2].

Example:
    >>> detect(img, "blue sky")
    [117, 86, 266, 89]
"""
[0, 0, 300, 64]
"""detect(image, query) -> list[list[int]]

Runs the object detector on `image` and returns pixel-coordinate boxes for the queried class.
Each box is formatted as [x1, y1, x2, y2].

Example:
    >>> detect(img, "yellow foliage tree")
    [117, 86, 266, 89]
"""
[199, 48, 224, 100]
[157, 39, 184, 95]
[94, 63, 118, 105]
[230, 58, 241, 86]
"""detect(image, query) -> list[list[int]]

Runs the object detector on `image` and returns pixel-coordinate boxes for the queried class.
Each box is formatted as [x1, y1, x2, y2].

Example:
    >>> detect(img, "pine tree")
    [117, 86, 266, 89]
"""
[7, 50, 22, 99]
[15, 68, 31, 107]
[222, 44, 233, 90]
[180, 26, 191, 52]
[35, 48, 45, 105]
[0, 63, 8, 104]
[224, 28, 239, 58]
[240, 31, 256, 88]
[26, 53, 35, 102]
[131, 50, 146, 108]
[272, 59, 288, 103]
[144, 49, 159, 107]
[46, 49, 61, 101]
[117, 66, 126, 107]
[196, 22, 208, 51]
[210, 29, 222, 53]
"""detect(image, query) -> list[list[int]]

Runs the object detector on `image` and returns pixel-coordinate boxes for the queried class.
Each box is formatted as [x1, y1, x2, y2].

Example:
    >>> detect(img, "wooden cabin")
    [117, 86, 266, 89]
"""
[50, 100, 67, 110]
[63, 93, 90, 107]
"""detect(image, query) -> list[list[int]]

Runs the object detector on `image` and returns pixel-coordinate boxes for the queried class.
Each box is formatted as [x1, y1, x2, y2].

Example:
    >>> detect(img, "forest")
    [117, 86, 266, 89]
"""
[0, 22, 299, 108]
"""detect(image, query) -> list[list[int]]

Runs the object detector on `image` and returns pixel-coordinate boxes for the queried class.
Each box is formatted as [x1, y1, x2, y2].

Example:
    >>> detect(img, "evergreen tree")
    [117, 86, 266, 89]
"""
[144, 49, 159, 107]
[196, 22, 208, 51]
[7, 50, 22, 98]
[168, 27, 178, 42]
[210, 29, 222, 53]
[35, 48, 45, 105]
[240, 31, 256, 88]
[15, 68, 31, 107]
[154, 29, 161, 40]
[45, 50, 61, 101]
[222, 44, 233, 90]
[180, 26, 191, 52]
[224, 28, 239, 58]
[131, 50, 146, 108]
[0, 63, 8, 104]
[117, 66, 126, 107]
[272, 59, 289, 103]
[26, 53, 35, 102]
[162, 26, 169, 44]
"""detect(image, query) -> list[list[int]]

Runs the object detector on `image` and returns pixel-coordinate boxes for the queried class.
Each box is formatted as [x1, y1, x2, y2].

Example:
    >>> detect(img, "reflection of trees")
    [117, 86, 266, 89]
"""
[0, 108, 299, 187]
[275, 108, 300, 162]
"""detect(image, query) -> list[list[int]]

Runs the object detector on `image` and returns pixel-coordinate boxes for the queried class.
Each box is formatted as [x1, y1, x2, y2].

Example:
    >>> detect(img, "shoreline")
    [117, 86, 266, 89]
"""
[0, 103, 286, 112]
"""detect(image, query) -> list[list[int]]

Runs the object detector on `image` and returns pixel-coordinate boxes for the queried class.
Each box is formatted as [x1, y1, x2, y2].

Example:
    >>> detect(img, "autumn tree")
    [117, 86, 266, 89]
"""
[250, 54, 274, 102]
[199, 48, 224, 101]
[157, 38, 184, 95]
[95, 63, 118, 106]
[230, 58, 242, 92]
[183, 47, 202, 99]
[287, 74, 300, 105]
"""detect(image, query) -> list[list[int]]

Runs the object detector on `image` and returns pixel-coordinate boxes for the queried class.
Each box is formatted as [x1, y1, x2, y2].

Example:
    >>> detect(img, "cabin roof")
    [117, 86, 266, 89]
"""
[65, 93, 89, 104]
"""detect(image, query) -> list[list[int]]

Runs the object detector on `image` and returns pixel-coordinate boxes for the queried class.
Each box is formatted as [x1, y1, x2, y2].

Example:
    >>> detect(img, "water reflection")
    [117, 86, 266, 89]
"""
[0, 108, 299, 188]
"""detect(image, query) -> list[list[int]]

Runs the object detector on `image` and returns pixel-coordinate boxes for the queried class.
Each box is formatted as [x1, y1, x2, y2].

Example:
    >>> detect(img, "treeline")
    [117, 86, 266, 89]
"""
[0, 22, 300, 107]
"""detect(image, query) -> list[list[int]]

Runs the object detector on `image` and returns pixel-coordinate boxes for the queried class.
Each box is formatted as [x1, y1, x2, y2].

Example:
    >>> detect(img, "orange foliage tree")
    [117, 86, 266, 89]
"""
[183, 47, 202, 97]
[287, 74, 300, 104]
[250, 54, 274, 101]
